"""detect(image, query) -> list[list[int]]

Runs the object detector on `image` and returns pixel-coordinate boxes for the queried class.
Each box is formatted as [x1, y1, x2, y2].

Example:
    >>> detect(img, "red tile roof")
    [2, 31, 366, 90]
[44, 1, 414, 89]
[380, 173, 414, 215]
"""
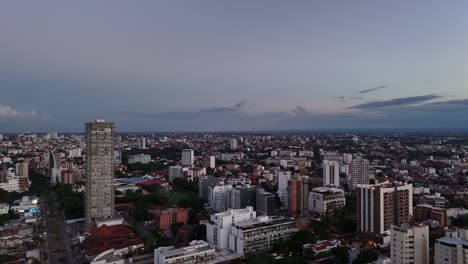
[83, 224, 143, 256]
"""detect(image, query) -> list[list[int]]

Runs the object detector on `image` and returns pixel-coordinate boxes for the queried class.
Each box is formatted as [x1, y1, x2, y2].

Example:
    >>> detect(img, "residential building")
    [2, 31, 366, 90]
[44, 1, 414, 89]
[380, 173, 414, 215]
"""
[323, 160, 340, 187]
[356, 181, 413, 235]
[140, 137, 146, 149]
[198, 175, 222, 201]
[168, 165, 183, 182]
[309, 186, 346, 215]
[420, 193, 447, 207]
[206, 207, 256, 250]
[350, 157, 369, 190]
[390, 224, 429, 264]
[208, 183, 233, 212]
[150, 207, 188, 231]
[230, 185, 258, 210]
[203, 156, 216, 169]
[287, 176, 309, 218]
[85, 120, 115, 226]
[0, 203, 9, 215]
[127, 154, 151, 164]
[181, 149, 194, 166]
[15, 162, 29, 177]
[154, 240, 216, 264]
[256, 189, 278, 216]
[230, 138, 238, 150]
[229, 216, 297, 256]
[414, 204, 447, 227]
[277, 171, 291, 208]
[434, 228, 468, 264]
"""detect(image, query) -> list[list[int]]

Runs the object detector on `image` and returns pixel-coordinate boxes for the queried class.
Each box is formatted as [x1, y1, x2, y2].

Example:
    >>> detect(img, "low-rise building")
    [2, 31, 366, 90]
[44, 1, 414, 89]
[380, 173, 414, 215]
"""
[154, 240, 216, 264]
[228, 216, 297, 256]
[150, 207, 188, 231]
[308, 187, 346, 215]
[414, 204, 447, 227]
[127, 154, 151, 164]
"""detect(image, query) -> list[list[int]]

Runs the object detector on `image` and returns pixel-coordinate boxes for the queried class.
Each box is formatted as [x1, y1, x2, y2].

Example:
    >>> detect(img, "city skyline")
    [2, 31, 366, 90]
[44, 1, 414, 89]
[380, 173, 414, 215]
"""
[2, 1, 468, 132]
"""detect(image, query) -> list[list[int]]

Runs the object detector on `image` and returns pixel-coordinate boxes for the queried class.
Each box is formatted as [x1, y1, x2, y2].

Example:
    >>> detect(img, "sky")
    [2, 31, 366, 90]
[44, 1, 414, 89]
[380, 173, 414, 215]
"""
[1, 1, 468, 132]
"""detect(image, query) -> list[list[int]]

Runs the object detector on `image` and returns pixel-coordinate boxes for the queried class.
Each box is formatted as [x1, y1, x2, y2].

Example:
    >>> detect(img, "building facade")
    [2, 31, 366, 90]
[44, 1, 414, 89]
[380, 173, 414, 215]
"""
[323, 160, 340, 187]
[256, 188, 278, 216]
[390, 224, 429, 264]
[154, 240, 216, 264]
[203, 156, 216, 169]
[181, 149, 194, 166]
[309, 186, 346, 215]
[85, 120, 115, 225]
[356, 182, 413, 235]
[350, 157, 369, 190]
[287, 176, 309, 218]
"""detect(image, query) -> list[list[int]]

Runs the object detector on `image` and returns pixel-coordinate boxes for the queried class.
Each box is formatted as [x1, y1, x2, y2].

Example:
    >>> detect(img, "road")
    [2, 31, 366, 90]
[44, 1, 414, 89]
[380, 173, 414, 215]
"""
[41, 191, 76, 264]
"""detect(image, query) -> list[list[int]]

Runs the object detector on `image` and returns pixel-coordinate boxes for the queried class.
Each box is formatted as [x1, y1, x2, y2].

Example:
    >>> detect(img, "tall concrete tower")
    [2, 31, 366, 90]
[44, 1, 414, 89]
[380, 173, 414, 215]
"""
[85, 119, 115, 225]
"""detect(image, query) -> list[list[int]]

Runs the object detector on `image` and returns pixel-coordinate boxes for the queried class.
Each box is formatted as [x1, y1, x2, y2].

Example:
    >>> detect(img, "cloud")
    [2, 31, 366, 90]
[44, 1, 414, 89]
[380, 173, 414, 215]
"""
[358, 85, 388, 94]
[348, 94, 442, 110]
[333, 96, 364, 102]
[0, 104, 38, 119]
[125, 111, 199, 120]
[200, 99, 248, 113]
[291, 106, 308, 116]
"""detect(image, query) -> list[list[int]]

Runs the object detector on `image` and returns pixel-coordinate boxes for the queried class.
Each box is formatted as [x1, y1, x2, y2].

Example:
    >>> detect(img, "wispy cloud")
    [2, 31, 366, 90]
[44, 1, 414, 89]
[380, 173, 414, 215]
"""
[200, 99, 248, 113]
[0, 104, 39, 119]
[291, 106, 308, 116]
[358, 85, 388, 94]
[348, 94, 442, 110]
[333, 96, 364, 103]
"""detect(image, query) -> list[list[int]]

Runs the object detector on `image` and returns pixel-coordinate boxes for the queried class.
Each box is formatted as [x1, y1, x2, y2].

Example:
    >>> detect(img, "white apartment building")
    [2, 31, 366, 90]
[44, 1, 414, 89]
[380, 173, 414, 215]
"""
[276, 171, 291, 208]
[0, 203, 9, 215]
[207, 183, 233, 212]
[323, 160, 340, 187]
[154, 240, 216, 264]
[309, 187, 346, 215]
[168, 165, 183, 182]
[228, 216, 297, 256]
[435, 228, 468, 264]
[206, 207, 256, 250]
[181, 149, 194, 166]
[203, 156, 216, 169]
[0, 178, 21, 192]
[390, 224, 429, 264]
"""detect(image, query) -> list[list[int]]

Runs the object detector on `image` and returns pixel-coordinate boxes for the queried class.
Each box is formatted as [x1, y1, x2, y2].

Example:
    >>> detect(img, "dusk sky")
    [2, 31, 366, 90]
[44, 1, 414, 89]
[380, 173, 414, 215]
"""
[1, 1, 468, 132]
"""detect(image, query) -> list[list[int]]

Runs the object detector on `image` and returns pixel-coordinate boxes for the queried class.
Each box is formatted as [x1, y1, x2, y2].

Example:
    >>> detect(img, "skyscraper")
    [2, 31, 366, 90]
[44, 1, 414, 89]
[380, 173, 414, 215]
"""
[181, 149, 194, 166]
[350, 157, 369, 190]
[356, 181, 413, 235]
[84, 120, 115, 225]
[323, 160, 340, 187]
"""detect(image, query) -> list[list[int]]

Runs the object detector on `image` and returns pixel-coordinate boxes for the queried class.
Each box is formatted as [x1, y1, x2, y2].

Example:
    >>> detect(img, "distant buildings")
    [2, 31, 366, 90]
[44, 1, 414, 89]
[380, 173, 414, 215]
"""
[230, 185, 258, 210]
[309, 186, 346, 215]
[323, 160, 340, 187]
[277, 171, 291, 207]
[139, 137, 146, 149]
[168, 165, 183, 182]
[350, 157, 369, 190]
[230, 138, 238, 150]
[198, 175, 222, 201]
[208, 183, 233, 212]
[356, 181, 413, 235]
[414, 204, 447, 227]
[15, 162, 28, 177]
[181, 149, 194, 166]
[127, 154, 151, 164]
[150, 207, 188, 231]
[85, 120, 115, 226]
[390, 224, 429, 264]
[154, 240, 216, 264]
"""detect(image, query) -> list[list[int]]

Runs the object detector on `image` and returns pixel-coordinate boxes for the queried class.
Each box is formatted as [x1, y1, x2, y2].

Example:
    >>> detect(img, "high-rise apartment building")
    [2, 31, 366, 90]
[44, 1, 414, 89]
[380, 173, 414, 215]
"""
[15, 162, 29, 177]
[256, 188, 278, 216]
[139, 137, 146, 149]
[84, 120, 115, 225]
[350, 157, 369, 190]
[356, 182, 413, 235]
[181, 149, 194, 166]
[207, 183, 233, 212]
[203, 156, 216, 169]
[287, 176, 309, 218]
[323, 160, 340, 187]
[277, 171, 291, 207]
[230, 185, 258, 210]
[230, 138, 238, 150]
[198, 175, 222, 201]
[390, 224, 429, 264]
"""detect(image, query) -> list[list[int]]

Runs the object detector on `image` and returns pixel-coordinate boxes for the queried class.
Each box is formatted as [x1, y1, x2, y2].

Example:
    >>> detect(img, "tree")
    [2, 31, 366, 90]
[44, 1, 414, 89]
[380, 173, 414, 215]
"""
[331, 247, 350, 264]
[353, 249, 379, 264]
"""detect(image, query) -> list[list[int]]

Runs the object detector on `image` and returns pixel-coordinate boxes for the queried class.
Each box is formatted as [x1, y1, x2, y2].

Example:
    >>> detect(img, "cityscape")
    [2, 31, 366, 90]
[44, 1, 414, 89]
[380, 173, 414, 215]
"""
[2, 1, 468, 264]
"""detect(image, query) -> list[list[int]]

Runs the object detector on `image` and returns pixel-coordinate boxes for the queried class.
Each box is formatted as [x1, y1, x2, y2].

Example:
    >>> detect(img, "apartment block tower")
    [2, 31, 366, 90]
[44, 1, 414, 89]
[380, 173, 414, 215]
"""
[390, 224, 429, 264]
[356, 181, 413, 235]
[288, 176, 309, 218]
[323, 160, 340, 187]
[85, 120, 115, 225]
[350, 157, 369, 190]
[181, 149, 194, 166]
